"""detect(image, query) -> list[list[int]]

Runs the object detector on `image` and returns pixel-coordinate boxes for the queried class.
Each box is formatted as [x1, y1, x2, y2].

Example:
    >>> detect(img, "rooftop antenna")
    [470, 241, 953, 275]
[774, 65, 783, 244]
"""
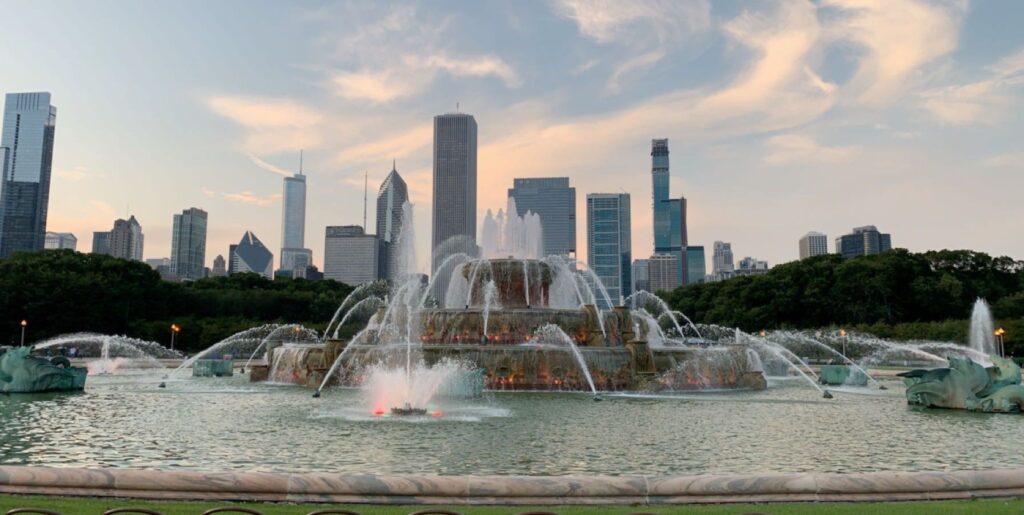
[392, 158, 396, 171]
[363, 171, 368, 230]
[299, 150, 303, 175]
[456, 102, 459, 113]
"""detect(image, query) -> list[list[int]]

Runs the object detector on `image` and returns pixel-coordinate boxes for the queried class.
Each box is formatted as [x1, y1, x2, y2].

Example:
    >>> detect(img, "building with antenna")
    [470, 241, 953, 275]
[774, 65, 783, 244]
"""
[279, 152, 311, 276]
[431, 111, 478, 300]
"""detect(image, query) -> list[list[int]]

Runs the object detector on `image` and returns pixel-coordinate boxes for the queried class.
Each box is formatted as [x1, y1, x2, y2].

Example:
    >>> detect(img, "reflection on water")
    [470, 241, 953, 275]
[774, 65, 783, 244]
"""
[1, 370, 1022, 476]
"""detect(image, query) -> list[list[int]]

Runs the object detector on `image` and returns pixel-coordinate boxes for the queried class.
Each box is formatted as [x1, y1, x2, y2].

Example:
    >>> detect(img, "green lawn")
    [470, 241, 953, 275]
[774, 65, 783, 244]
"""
[2, 495, 1024, 514]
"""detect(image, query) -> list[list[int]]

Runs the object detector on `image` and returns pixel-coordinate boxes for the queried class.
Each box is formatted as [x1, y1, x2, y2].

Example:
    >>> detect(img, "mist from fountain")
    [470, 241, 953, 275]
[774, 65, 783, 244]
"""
[34, 333, 178, 374]
[324, 281, 390, 340]
[480, 197, 543, 260]
[482, 280, 500, 338]
[764, 330, 880, 387]
[733, 329, 827, 396]
[162, 324, 318, 385]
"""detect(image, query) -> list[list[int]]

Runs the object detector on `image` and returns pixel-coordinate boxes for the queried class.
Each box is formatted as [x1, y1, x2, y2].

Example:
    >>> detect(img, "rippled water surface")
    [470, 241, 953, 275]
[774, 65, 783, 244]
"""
[2, 371, 1021, 475]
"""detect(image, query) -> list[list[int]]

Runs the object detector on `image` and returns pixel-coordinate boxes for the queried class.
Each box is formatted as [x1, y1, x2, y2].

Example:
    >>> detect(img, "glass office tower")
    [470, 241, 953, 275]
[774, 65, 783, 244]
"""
[0, 92, 57, 257]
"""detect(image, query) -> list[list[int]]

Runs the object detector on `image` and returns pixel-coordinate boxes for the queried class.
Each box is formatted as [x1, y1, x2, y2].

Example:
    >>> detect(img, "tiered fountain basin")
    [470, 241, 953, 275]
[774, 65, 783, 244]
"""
[254, 258, 767, 393]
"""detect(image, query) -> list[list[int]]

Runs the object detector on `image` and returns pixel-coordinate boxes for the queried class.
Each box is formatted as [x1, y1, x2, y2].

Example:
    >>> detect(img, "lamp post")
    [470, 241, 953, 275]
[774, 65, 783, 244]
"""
[839, 328, 848, 357]
[995, 328, 1006, 357]
[170, 323, 180, 351]
[20, 319, 27, 347]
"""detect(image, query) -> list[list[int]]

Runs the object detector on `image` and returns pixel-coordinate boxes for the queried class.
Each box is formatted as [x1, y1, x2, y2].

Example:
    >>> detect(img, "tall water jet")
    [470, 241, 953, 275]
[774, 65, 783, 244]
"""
[970, 298, 996, 358]
[524, 324, 598, 396]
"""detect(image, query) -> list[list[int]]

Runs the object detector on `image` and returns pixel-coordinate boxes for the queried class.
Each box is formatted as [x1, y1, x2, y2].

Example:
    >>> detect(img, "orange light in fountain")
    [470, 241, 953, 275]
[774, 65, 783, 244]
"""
[373, 409, 386, 416]
[431, 411, 443, 417]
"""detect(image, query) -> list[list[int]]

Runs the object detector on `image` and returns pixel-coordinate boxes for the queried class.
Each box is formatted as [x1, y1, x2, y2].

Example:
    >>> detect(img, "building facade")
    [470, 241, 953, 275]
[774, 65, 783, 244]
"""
[91, 231, 111, 255]
[586, 193, 631, 307]
[736, 257, 770, 276]
[836, 226, 892, 259]
[376, 164, 408, 281]
[507, 177, 576, 258]
[686, 245, 706, 286]
[229, 231, 273, 279]
[211, 254, 226, 277]
[648, 252, 680, 293]
[44, 231, 76, 250]
[632, 259, 649, 293]
[107, 216, 143, 261]
[799, 231, 828, 259]
[323, 225, 383, 285]
[170, 207, 208, 280]
[0, 92, 57, 257]
[431, 112, 478, 299]
[280, 169, 310, 272]
[650, 139, 688, 285]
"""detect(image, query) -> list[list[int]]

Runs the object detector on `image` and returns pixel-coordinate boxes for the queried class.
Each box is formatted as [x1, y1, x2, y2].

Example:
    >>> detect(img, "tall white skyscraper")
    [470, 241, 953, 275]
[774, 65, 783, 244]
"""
[171, 207, 207, 280]
[0, 92, 57, 257]
[280, 165, 310, 272]
[799, 231, 828, 259]
[431, 112, 478, 299]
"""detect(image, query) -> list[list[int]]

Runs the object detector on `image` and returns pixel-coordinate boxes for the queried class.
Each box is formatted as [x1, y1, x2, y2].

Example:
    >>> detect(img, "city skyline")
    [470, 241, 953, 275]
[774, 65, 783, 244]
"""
[2, 2, 1023, 272]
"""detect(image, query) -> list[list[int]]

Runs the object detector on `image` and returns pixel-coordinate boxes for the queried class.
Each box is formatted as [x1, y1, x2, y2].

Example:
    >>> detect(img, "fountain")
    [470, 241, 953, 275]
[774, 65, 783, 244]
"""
[252, 201, 764, 413]
[969, 298, 996, 359]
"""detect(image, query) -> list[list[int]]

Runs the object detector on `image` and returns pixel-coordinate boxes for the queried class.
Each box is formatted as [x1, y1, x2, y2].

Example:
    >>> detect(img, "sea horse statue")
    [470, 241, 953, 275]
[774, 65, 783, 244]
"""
[0, 346, 88, 393]
[899, 355, 1024, 413]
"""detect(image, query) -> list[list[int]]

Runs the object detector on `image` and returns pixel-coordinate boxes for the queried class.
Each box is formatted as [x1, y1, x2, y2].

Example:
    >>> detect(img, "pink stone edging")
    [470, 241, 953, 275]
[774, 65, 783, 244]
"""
[1, 466, 1022, 505]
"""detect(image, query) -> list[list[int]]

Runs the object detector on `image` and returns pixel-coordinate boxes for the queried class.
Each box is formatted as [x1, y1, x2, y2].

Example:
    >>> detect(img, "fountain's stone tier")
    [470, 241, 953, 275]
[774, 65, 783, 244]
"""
[462, 258, 553, 309]
[259, 341, 765, 393]
[418, 307, 623, 346]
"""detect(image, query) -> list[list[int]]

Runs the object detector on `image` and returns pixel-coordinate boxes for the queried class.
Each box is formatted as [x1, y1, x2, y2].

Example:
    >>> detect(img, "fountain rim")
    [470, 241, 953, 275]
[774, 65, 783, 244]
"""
[1, 465, 1022, 505]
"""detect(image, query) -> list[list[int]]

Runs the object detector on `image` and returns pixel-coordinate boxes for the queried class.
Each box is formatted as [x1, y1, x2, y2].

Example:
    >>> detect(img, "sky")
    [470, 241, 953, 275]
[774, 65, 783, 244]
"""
[1, 0, 1023, 273]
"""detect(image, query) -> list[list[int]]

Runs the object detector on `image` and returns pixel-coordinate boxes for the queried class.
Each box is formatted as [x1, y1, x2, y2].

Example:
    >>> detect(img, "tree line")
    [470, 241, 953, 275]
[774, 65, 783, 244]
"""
[661, 249, 1024, 354]
[0, 250, 354, 352]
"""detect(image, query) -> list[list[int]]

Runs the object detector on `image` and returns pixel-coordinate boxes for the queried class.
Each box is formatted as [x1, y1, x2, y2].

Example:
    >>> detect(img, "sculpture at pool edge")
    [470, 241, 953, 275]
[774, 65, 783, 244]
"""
[900, 355, 1024, 412]
[0, 346, 87, 393]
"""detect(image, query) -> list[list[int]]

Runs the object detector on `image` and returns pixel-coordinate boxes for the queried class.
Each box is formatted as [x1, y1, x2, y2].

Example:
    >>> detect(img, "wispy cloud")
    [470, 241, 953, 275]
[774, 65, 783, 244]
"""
[981, 151, 1024, 169]
[763, 134, 861, 166]
[247, 154, 293, 176]
[823, 0, 962, 106]
[55, 166, 103, 182]
[920, 47, 1024, 125]
[205, 96, 323, 154]
[221, 191, 282, 207]
[553, 0, 711, 46]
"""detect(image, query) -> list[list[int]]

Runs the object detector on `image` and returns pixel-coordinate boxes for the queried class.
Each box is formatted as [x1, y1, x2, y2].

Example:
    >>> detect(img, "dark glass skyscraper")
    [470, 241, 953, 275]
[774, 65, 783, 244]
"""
[0, 92, 57, 257]
[376, 163, 408, 281]
[171, 207, 208, 280]
[507, 177, 576, 258]
[650, 139, 687, 286]
[586, 193, 631, 308]
[431, 112, 477, 300]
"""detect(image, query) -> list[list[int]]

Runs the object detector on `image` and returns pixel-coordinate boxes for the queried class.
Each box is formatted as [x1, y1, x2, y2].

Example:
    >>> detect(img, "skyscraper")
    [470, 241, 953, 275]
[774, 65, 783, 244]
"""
[431, 112, 477, 299]
[229, 231, 273, 279]
[712, 241, 734, 279]
[376, 162, 408, 281]
[632, 259, 649, 293]
[507, 177, 576, 258]
[799, 231, 828, 259]
[323, 225, 383, 285]
[280, 165, 310, 273]
[211, 254, 226, 277]
[648, 252, 679, 293]
[586, 193, 631, 307]
[0, 92, 57, 257]
[91, 232, 111, 255]
[107, 215, 143, 261]
[836, 226, 892, 259]
[650, 139, 687, 286]
[170, 207, 207, 281]
[686, 245, 706, 285]
[44, 232, 76, 250]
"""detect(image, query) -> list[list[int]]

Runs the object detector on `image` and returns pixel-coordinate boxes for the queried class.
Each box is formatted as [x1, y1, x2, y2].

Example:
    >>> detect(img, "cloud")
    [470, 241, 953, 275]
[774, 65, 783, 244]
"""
[247, 154, 293, 176]
[554, 0, 711, 46]
[980, 152, 1024, 169]
[205, 96, 323, 154]
[55, 166, 103, 182]
[331, 69, 426, 103]
[608, 51, 664, 92]
[221, 191, 282, 207]
[763, 134, 861, 166]
[920, 47, 1024, 125]
[206, 96, 321, 128]
[336, 123, 432, 165]
[823, 0, 962, 106]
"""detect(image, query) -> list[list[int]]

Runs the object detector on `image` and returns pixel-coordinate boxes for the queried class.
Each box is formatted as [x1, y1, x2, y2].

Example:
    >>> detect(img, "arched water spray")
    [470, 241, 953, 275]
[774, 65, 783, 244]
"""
[522, 324, 599, 397]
